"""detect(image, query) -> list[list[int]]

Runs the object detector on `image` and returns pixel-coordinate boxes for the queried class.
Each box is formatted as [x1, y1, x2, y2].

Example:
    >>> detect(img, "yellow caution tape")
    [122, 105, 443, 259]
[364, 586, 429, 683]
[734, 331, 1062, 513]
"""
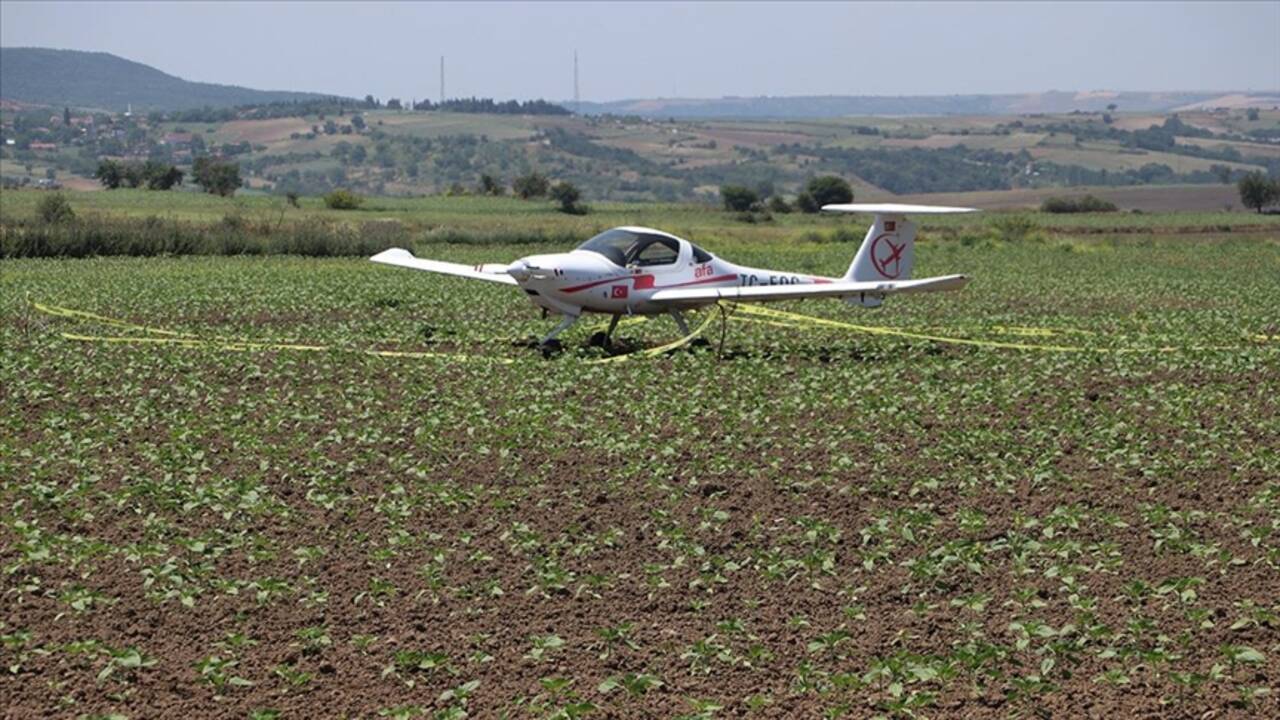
[33, 299, 1275, 361]
[34, 301, 196, 337]
[57, 331, 513, 363]
[728, 303, 1267, 354]
[589, 310, 716, 363]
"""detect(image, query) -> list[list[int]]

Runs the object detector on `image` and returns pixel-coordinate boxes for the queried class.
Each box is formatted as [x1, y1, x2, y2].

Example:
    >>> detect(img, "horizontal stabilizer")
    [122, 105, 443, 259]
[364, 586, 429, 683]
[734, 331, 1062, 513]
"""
[370, 248, 518, 286]
[821, 203, 978, 215]
[650, 274, 970, 305]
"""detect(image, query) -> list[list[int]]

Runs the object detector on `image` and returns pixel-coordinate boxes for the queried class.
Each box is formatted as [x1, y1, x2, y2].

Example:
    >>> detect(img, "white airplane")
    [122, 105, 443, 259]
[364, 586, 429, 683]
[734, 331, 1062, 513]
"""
[370, 203, 977, 352]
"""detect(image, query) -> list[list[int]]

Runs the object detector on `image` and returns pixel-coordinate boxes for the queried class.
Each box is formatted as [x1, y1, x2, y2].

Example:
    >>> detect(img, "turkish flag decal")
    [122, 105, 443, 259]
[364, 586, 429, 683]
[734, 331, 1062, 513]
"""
[884, 220, 896, 232]
[611, 285, 629, 299]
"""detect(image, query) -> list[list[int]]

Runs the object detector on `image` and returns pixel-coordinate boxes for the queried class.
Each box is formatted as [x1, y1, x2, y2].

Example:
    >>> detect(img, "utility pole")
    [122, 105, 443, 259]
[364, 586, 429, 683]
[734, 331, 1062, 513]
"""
[440, 56, 445, 105]
[573, 50, 580, 114]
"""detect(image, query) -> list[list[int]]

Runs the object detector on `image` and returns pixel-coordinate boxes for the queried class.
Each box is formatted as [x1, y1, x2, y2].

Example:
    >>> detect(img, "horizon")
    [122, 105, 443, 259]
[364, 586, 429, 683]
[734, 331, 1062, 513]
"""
[2, 1, 1277, 103]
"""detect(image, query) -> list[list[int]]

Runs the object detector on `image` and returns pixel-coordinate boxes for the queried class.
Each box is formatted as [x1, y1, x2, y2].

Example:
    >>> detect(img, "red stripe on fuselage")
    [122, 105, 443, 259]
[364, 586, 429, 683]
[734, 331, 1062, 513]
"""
[560, 273, 737, 294]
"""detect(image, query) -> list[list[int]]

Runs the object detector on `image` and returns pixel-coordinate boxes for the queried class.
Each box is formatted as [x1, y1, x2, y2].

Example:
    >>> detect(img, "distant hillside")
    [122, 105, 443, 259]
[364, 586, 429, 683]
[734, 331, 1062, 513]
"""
[0, 47, 345, 112]
[577, 90, 1280, 119]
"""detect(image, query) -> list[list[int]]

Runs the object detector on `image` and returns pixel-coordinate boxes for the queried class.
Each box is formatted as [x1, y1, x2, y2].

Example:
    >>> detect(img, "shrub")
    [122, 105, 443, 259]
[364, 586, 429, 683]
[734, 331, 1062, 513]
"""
[768, 195, 793, 214]
[720, 185, 759, 212]
[803, 176, 854, 209]
[324, 189, 364, 210]
[1040, 194, 1118, 213]
[512, 171, 550, 199]
[991, 214, 1039, 242]
[549, 181, 586, 215]
[477, 174, 504, 196]
[35, 192, 75, 224]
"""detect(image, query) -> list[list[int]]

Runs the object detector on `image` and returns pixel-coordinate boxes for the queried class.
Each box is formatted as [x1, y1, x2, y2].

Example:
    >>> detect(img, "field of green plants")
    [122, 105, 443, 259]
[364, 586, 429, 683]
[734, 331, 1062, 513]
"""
[5, 189, 1280, 261]
[3, 224, 1279, 718]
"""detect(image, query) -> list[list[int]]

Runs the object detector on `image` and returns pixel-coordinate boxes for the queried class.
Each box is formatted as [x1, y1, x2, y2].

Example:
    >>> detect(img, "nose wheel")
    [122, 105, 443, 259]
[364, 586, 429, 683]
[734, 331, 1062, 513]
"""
[536, 313, 579, 357]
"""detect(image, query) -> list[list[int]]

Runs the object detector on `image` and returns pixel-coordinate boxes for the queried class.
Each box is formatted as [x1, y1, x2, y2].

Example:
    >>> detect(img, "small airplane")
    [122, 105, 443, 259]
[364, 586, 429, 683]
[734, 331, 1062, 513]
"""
[370, 203, 977, 353]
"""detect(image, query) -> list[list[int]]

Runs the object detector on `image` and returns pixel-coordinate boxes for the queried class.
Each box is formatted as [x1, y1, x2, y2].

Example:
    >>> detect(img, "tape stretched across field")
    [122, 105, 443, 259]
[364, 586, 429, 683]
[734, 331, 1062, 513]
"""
[29, 300, 1277, 361]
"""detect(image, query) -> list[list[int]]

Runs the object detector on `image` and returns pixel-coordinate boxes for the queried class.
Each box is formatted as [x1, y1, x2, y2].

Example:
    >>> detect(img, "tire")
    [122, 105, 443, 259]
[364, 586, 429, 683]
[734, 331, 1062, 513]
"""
[539, 339, 563, 358]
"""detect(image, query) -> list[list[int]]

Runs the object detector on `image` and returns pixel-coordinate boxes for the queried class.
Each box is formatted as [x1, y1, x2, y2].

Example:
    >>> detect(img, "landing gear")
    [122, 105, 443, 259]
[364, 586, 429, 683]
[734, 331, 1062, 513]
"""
[537, 313, 578, 357]
[668, 309, 691, 336]
[587, 314, 622, 350]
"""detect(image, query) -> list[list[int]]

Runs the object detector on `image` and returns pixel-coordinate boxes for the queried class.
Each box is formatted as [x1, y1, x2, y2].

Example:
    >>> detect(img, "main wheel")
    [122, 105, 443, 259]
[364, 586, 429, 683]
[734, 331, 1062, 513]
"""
[539, 339, 564, 358]
[587, 331, 611, 349]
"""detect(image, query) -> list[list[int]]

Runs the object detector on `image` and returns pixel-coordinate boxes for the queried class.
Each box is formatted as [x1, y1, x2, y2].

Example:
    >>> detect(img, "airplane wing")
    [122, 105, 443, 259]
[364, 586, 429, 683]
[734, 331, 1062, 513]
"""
[370, 248, 518, 286]
[650, 274, 970, 305]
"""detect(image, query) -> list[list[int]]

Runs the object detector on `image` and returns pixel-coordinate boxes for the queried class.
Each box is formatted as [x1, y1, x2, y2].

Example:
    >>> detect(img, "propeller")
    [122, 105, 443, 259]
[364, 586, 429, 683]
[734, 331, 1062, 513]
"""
[505, 259, 552, 281]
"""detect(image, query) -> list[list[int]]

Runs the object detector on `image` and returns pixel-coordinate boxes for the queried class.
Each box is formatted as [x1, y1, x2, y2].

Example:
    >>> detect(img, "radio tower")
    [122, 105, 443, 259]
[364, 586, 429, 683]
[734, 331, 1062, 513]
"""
[573, 50, 580, 114]
[439, 56, 445, 105]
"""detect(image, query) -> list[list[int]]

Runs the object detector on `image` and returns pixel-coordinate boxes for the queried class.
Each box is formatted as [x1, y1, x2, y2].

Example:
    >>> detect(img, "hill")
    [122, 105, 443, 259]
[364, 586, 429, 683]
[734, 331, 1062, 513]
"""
[0, 47, 345, 112]
[577, 90, 1280, 119]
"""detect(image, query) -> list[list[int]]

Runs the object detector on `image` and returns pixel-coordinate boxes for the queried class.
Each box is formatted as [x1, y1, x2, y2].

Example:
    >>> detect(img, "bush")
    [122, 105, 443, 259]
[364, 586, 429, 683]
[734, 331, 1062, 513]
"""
[768, 195, 793, 214]
[35, 192, 75, 224]
[512, 171, 550, 199]
[803, 176, 854, 209]
[795, 191, 819, 214]
[324, 189, 364, 210]
[990, 215, 1039, 243]
[549, 181, 586, 215]
[477, 174, 504, 196]
[1040, 194, 1118, 213]
[720, 184, 758, 212]
[0, 215, 407, 259]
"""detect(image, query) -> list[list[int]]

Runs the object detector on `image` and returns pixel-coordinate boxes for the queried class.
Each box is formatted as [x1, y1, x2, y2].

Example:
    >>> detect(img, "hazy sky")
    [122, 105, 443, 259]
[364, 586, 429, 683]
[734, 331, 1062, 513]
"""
[3, 1, 1277, 102]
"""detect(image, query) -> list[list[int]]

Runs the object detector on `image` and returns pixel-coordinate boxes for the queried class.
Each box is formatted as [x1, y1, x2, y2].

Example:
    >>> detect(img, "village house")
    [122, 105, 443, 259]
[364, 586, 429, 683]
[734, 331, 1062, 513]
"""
[162, 131, 194, 150]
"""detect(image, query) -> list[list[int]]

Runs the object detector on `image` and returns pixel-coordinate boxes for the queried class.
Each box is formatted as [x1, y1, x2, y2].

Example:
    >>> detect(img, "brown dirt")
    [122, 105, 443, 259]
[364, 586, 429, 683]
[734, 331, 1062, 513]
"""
[3, 351, 1278, 718]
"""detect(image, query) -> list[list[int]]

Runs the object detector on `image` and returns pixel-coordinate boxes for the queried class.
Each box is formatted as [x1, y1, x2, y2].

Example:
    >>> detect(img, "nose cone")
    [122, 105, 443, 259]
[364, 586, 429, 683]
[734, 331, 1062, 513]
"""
[505, 259, 531, 281]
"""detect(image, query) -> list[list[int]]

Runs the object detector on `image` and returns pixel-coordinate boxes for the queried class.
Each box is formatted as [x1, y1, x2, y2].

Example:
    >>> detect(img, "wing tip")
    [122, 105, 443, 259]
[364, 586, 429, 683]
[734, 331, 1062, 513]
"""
[370, 247, 413, 263]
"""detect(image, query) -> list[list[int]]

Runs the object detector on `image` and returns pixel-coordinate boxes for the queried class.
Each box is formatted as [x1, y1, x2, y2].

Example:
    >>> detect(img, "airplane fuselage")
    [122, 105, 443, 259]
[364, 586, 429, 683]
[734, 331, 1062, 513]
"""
[512, 249, 835, 317]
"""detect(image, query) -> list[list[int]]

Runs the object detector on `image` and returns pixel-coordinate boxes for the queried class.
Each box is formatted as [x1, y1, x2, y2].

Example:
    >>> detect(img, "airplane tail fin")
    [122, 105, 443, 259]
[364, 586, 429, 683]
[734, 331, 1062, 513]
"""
[825, 203, 978, 308]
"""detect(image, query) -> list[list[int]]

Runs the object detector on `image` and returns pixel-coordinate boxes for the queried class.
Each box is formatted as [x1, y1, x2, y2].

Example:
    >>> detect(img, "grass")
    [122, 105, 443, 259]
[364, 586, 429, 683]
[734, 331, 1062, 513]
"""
[3, 224, 1279, 717]
[3, 189, 1279, 251]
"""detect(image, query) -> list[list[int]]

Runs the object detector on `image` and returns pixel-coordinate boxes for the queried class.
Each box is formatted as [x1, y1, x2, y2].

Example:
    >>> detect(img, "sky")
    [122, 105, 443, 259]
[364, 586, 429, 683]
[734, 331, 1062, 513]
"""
[2, 1, 1277, 102]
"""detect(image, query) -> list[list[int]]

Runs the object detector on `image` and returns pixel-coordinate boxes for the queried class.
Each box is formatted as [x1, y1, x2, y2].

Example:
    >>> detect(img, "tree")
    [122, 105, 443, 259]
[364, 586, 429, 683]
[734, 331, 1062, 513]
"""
[351, 114, 366, 131]
[512, 171, 550, 199]
[94, 159, 124, 189]
[795, 191, 818, 214]
[386, 98, 402, 110]
[193, 157, 242, 197]
[768, 195, 793, 214]
[63, 107, 71, 126]
[477, 173, 504, 196]
[720, 184, 759, 212]
[803, 176, 854, 209]
[1237, 171, 1278, 213]
[549, 181, 585, 214]
[142, 161, 184, 190]
[36, 192, 75, 224]
[1246, 107, 1260, 122]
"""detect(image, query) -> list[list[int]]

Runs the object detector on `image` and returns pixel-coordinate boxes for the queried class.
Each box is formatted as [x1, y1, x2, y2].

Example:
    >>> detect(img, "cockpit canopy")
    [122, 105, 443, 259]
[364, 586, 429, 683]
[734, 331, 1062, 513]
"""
[577, 228, 712, 267]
